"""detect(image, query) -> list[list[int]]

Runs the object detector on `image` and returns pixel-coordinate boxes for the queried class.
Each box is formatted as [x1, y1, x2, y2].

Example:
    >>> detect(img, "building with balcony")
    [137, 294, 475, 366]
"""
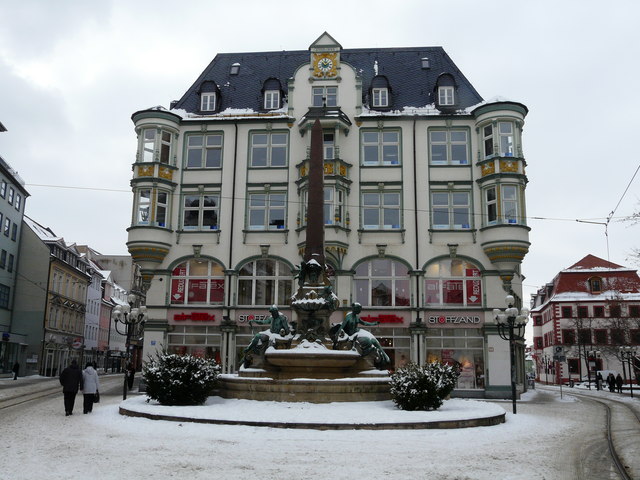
[531, 254, 640, 386]
[127, 33, 531, 398]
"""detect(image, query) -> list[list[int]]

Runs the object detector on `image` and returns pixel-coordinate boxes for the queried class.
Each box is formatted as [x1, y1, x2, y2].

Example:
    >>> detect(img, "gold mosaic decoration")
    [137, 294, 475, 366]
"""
[481, 163, 495, 176]
[312, 53, 338, 78]
[500, 160, 518, 173]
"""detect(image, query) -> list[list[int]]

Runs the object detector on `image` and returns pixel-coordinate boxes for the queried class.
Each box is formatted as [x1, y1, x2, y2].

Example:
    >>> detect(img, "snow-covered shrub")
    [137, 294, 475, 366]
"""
[142, 352, 220, 406]
[389, 361, 460, 411]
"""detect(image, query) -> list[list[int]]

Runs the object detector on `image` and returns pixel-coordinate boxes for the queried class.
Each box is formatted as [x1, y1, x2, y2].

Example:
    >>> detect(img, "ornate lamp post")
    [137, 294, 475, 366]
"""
[493, 295, 529, 414]
[619, 346, 637, 398]
[112, 294, 148, 400]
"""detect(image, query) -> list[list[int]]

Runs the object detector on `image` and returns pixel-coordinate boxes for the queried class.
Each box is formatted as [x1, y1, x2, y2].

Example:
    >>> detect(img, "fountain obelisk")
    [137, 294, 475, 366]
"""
[290, 119, 337, 340]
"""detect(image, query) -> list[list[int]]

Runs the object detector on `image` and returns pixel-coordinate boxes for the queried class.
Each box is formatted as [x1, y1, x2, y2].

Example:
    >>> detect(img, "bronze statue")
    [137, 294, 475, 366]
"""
[331, 302, 390, 368]
[242, 305, 292, 367]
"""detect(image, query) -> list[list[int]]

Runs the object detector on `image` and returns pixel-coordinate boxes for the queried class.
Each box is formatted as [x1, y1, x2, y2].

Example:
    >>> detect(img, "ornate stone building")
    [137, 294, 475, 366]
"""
[127, 33, 530, 398]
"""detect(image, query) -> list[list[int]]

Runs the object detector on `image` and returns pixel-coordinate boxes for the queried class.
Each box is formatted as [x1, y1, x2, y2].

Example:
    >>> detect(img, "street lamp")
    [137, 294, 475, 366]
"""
[586, 350, 601, 390]
[112, 294, 148, 400]
[493, 295, 529, 414]
[619, 346, 637, 398]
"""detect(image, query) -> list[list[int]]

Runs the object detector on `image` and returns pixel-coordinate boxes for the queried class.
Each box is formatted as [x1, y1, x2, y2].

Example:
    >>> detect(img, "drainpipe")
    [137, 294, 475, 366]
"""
[226, 123, 239, 315]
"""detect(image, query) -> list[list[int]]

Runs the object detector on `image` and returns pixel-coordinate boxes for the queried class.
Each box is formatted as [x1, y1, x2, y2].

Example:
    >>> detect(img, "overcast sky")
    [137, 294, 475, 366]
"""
[1, 0, 639, 322]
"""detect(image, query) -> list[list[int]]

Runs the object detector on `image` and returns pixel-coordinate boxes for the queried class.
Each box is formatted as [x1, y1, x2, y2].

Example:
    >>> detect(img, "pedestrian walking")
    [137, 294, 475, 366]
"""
[596, 372, 603, 391]
[607, 373, 616, 392]
[615, 373, 624, 393]
[59, 359, 82, 416]
[81, 362, 100, 414]
[11, 361, 19, 380]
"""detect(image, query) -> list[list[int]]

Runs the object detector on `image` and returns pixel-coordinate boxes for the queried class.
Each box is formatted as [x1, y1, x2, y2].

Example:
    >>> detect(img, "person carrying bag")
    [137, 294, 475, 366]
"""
[81, 362, 101, 414]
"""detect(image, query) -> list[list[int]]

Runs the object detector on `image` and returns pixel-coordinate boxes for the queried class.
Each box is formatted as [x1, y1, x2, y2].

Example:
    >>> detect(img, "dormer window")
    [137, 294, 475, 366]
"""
[589, 277, 603, 293]
[230, 63, 240, 75]
[198, 81, 220, 113]
[434, 73, 457, 111]
[264, 90, 280, 110]
[438, 86, 455, 106]
[372, 88, 388, 107]
[370, 75, 392, 110]
[201, 92, 216, 111]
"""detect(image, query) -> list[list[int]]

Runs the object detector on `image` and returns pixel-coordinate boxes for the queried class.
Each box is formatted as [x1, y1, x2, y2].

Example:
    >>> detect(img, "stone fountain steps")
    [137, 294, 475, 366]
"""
[218, 373, 391, 403]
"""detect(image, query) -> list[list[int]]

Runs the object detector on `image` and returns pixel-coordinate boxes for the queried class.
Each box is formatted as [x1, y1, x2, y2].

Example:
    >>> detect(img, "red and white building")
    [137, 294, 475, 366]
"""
[531, 255, 640, 385]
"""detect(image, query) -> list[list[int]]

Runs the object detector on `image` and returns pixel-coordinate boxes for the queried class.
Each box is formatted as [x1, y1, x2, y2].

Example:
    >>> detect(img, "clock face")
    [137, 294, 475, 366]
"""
[318, 57, 333, 72]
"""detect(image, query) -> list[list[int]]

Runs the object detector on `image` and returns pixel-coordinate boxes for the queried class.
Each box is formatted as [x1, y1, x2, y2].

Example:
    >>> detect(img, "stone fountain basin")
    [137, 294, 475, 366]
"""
[265, 347, 360, 368]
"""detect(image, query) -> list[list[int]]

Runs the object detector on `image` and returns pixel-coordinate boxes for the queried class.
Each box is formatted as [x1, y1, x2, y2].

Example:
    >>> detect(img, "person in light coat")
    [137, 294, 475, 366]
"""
[81, 362, 100, 414]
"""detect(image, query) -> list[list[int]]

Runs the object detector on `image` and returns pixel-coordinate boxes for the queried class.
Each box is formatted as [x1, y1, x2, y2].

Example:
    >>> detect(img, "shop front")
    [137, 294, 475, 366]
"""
[425, 311, 486, 391]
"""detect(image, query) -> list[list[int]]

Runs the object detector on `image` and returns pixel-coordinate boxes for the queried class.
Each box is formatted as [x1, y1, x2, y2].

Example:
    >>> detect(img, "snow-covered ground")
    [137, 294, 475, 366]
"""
[0, 384, 602, 480]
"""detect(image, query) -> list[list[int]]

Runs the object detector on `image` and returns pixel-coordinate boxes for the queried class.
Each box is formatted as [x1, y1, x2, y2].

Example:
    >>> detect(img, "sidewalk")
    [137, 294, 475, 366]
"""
[0, 372, 122, 405]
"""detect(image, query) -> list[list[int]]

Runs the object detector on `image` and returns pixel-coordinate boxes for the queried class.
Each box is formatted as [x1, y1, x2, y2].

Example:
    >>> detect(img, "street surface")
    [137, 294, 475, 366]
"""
[0, 379, 638, 479]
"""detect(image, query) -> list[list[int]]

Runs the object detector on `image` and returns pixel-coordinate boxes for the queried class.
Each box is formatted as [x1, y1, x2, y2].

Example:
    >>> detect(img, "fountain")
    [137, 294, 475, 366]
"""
[218, 120, 391, 402]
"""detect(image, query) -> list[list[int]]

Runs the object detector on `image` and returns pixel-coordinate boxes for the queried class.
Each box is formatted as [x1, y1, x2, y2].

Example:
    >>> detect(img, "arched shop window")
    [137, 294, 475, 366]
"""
[170, 259, 225, 305]
[237, 259, 293, 306]
[424, 259, 482, 307]
[353, 258, 410, 307]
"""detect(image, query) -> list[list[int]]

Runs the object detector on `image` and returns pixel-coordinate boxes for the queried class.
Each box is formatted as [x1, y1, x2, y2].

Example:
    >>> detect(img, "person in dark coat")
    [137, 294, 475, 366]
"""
[615, 373, 624, 393]
[12, 362, 19, 380]
[596, 372, 603, 391]
[607, 373, 616, 392]
[59, 359, 82, 416]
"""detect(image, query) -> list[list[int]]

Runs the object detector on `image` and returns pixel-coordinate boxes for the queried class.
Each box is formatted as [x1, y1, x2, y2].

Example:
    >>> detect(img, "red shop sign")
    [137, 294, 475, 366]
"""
[174, 312, 216, 322]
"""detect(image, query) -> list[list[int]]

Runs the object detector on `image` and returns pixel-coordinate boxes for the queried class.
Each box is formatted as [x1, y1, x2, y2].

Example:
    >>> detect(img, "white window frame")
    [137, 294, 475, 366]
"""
[361, 191, 401, 230]
[135, 188, 170, 227]
[312, 86, 338, 107]
[353, 259, 410, 307]
[237, 259, 293, 306]
[372, 88, 389, 107]
[250, 132, 288, 168]
[429, 129, 469, 165]
[170, 259, 225, 306]
[264, 90, 280, 110]
[201, 92, 216, 111]
[361, 130, 400, 166]
[323, 132, 335, 160]
[182, 193, 220, 231]
[483, 125, 494, 159]
[483, 184, 523, 226]
[424, 259, 483, 307]
[248, 192, 287, 230]
[302, 186, 345, 227]
[141, 128, 172, 164]
[438, 86, 455, 106]
[501, 185, 520, 224]
[186, 134, 223, 169]
[431, 191, 471, 230]
[498, 121, 515, 157]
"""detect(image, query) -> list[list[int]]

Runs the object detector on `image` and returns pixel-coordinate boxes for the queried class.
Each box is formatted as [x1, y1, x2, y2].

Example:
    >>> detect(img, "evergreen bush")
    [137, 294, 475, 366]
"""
[142, 352, 220, 406]
[389, 361, 460, 411]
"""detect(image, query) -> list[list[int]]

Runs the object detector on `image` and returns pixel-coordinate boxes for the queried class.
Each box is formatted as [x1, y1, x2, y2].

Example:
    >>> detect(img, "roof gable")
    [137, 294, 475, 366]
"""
[566, 254, 624, 271]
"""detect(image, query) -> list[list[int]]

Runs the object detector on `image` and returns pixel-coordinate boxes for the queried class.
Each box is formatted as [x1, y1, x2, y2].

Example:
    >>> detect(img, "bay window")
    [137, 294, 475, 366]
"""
[134, 188, 170, 227]
[354, 259, 410, 307]
[141, 128, 172, 164]
[483, 184, 523, 226]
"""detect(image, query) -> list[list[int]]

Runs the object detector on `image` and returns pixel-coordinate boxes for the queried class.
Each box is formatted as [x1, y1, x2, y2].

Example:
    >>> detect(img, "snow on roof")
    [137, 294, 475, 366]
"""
[23, 216, 63, 242]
